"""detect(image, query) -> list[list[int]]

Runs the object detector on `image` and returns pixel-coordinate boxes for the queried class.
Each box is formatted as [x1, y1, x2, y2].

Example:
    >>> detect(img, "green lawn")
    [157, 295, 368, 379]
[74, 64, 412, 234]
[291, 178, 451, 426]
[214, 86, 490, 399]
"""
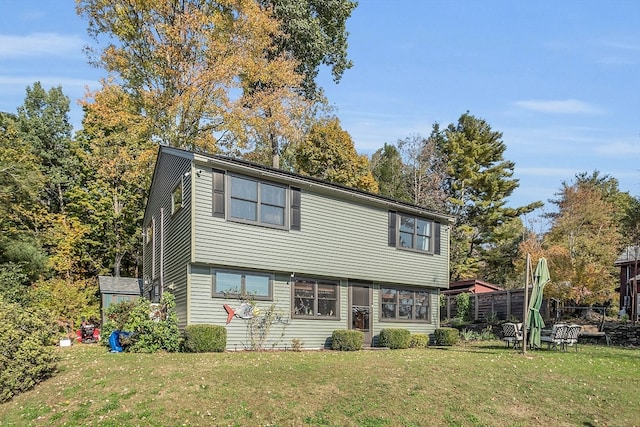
[0, 341, 638, 426]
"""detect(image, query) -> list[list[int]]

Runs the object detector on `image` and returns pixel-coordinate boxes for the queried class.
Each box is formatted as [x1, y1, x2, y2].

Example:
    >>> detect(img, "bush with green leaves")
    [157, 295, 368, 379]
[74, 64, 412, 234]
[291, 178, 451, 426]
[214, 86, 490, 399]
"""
[331, 330, 363, 351]
[0, 296, 58, 402]
[455, 292, 471, 321]
[101, 293, 180, 353]
[433, 327, 460, 346]
[182, 324, 227, 352]
[410, 333, 429, 348]
[378, 328, 412, 349]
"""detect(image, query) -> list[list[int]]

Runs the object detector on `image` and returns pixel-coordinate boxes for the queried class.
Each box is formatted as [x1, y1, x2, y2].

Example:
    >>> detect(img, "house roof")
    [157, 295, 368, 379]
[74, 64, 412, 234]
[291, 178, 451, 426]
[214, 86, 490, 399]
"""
[150, 146, 455, 225]
[98, 276, 143, 295]
[615, 246, 640, 265]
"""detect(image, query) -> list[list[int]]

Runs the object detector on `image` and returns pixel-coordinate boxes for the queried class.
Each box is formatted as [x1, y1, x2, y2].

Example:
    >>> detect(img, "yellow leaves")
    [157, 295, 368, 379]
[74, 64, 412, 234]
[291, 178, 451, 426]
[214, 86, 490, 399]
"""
[47, 215, 90, 278]
[79, 0, 308, 153]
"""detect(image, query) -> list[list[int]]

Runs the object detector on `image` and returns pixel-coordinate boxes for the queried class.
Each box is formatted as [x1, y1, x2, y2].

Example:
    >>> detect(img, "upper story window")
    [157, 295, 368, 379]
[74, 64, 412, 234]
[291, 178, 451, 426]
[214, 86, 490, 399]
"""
[399, 214, 431, 251]
[172, 178, 183, 215]
[388, 211, 440, 254]
[224, 174, 293, 229]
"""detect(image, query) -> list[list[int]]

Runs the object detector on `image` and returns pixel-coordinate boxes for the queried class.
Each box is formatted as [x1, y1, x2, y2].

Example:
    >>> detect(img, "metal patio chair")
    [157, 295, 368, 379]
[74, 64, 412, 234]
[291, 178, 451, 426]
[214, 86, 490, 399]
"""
[541, 323, 569, 350]
[501, 322, 523, 348]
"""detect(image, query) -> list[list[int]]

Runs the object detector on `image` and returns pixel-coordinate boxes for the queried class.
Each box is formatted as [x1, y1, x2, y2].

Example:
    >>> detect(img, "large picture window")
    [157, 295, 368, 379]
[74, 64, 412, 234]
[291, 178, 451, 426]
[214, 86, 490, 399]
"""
[380, 287, 431, 322]
[229, 175, 286, 227]
[293, 278, 338, 318]
[213, 270, 273, 300]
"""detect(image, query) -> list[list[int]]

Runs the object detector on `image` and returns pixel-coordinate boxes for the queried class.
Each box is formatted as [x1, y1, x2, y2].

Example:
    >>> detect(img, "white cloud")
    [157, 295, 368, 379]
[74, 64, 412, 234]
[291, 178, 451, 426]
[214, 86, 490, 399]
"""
[0, 33, 85, 58]
[514, 99, 603, 114]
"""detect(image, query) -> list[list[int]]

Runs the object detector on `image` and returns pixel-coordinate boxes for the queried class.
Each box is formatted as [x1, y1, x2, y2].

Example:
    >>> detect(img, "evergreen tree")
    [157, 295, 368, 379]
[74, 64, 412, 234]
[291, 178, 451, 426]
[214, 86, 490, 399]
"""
[438, 112, 541, 281]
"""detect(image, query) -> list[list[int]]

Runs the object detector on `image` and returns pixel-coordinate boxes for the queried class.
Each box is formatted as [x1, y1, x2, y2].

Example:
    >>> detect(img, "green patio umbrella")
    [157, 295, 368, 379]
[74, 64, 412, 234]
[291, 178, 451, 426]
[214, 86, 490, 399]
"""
[527, 257, 550, 349]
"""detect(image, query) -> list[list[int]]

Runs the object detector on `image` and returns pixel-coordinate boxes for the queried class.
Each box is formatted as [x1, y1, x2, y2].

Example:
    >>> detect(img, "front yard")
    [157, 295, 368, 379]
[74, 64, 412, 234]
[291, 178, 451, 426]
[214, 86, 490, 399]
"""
[0, 341, 637, 426]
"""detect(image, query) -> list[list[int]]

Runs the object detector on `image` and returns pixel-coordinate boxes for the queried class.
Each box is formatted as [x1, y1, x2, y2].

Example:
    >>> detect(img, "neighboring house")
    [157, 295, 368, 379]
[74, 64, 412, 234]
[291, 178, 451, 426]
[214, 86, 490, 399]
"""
[441, 279, 503, 296]
[615, 246, 640, 321]
[142, 146, 453, 350]
[98, 276, 143, 325]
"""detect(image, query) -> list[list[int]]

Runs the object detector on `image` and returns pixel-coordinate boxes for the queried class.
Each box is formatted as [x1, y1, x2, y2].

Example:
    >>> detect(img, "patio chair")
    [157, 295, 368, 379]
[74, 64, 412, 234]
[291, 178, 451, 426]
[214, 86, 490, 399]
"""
[563, 324, 582, 352]
[501, 322, 523, 348]
[540, 323, 568, 350]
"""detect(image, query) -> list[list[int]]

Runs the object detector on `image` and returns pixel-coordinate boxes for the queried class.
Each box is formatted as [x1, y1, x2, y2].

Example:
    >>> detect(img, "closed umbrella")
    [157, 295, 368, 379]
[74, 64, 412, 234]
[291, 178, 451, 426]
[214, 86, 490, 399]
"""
[527, 258, 550, 349]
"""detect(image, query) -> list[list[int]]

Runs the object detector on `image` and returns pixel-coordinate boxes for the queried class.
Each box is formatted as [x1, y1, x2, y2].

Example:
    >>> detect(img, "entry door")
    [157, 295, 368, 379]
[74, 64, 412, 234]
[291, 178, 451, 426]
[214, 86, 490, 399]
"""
[350, 283, 372, 346]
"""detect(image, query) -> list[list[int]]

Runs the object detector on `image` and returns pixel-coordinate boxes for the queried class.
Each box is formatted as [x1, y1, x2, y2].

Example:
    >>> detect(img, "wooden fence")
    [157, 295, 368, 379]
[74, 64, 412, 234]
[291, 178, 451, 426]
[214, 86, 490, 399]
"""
[440, 288, 550, 322]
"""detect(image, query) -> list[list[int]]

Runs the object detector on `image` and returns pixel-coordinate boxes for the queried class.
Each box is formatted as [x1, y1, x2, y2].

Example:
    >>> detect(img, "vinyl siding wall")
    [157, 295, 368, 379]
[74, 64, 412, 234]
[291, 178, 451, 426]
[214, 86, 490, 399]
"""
[191, 165, 450, 288]
[186, 163, 449, 348]
[142, 151, 193, 327]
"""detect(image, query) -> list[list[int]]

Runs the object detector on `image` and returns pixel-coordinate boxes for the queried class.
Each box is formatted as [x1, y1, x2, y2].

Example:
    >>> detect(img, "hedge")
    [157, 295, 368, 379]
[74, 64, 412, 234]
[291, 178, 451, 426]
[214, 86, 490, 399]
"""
[182, 324, 227, 352]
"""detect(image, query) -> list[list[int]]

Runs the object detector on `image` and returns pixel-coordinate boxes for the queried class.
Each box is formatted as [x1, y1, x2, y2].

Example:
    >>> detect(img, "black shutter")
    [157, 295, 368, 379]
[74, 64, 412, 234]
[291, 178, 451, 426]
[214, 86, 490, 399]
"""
[212, 169, 225, 217]
[433, 222, 441, 255]
[388, 211, 397, 247]
[291, 187, 301, 230]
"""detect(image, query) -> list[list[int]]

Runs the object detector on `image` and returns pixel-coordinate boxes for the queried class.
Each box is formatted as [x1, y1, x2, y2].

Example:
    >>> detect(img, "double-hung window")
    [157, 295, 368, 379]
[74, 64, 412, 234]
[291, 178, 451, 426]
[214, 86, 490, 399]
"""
[293, 278, 338, 318]
[399, 214, 432, 251]
[229, 175, 286, 227]
[380, 287, 431, 322]
[389, 211, 440, 254]
[212, 270, 273, 301]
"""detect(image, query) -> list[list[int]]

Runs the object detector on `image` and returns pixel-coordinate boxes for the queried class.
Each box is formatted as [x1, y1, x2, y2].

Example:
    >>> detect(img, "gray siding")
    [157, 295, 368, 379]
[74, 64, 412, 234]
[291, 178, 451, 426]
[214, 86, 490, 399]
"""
[191, 166, 450, 289]
[143, 150, 193, 328]
[189, 269, 348, 349]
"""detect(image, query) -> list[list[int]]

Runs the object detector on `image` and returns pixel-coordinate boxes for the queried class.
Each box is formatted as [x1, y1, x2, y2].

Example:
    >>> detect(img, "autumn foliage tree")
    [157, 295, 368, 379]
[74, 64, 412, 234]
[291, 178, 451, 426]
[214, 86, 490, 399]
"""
[293, 117, 378, 192]
[77, 0, 309, 159]
[543, 175, 623, 305]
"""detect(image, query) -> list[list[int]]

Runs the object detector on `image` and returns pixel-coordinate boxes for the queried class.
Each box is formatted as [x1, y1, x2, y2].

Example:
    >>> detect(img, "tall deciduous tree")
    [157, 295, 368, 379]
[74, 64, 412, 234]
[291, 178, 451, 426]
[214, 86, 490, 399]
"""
[544, 174, 623, 305]
[397, 130, 448, 212]
[70, 83, 156, 277]
[371, 143, 411, 202]
[16, 83, 76, 215]
[0, 112, 48, 286]
[293, 117, 378, 192]
[77, 0, 309, 158]
[257, 0, 357, 101]
[438, 112, 541, 281]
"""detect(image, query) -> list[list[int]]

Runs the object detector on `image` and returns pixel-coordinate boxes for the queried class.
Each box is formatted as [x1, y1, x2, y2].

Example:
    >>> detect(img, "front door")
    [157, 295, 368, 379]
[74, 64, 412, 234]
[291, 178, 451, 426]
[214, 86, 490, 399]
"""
[350, 283, 372, 347]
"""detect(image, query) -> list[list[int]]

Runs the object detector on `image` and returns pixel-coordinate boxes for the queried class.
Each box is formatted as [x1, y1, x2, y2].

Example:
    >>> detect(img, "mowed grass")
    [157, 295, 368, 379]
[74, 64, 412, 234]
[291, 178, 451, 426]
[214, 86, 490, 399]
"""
[0, 341, 638, 427]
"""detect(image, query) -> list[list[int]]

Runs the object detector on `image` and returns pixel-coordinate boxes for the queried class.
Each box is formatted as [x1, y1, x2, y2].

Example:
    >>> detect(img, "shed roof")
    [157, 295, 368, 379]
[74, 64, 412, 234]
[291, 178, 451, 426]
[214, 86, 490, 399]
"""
[98, 276, 143, 295]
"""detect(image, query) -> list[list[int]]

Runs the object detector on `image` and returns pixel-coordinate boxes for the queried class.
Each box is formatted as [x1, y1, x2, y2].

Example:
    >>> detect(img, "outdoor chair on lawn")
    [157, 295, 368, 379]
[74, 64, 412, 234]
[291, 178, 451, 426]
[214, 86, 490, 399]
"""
[563, 324, 581, 352]
[541, 323, 568, 350]
[501, 322, 523, 348]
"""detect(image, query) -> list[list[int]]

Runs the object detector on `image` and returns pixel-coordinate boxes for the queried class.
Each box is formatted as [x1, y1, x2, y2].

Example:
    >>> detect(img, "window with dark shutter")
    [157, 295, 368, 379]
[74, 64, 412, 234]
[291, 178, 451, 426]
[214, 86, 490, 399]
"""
[433, 222, 441, 255]
[291, 187, 301, 230]
[388, 211, 397, 247]
[212, 169, 225, 217]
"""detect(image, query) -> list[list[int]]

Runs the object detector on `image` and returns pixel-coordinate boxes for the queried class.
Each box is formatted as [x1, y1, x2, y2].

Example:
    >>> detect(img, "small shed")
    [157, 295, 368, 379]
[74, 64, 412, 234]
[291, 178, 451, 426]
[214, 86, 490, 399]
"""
[443, 279, 503, 296]
[98, 276, 143, 325]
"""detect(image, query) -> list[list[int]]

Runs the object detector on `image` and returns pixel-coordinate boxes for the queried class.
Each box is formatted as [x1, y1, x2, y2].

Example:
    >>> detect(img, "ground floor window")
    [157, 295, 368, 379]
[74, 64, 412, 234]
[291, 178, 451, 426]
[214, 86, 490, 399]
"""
[293, 278, 338, 318]
[380, 287, 431, 322]
[212, 269, 273, 300]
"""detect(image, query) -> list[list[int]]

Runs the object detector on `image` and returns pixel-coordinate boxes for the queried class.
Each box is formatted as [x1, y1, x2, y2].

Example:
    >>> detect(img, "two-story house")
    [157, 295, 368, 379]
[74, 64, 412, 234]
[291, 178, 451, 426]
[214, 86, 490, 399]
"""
[615, 245, 640, 321]
[143, 146, 453, 349]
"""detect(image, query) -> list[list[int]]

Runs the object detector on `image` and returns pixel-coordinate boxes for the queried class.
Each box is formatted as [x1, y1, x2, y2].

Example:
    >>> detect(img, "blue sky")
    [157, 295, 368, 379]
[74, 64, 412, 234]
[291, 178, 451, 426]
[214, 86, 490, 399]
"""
[1, 1, 639, 226]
